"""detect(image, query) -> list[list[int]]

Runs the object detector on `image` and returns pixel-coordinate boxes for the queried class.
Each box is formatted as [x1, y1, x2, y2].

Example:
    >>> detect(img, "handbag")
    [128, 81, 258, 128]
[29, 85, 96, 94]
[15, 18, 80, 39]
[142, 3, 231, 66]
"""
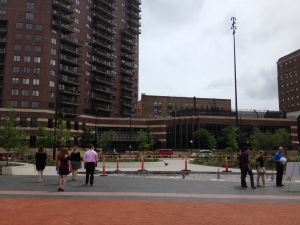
[257, 167, 266, 173]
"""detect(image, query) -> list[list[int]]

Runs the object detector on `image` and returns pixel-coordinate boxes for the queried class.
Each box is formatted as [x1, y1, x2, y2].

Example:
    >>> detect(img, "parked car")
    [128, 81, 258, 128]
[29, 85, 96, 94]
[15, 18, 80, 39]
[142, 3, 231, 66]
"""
[191, 150, 213, 158]
[106, 150, 118, 155]
[157, 149, 173, 157]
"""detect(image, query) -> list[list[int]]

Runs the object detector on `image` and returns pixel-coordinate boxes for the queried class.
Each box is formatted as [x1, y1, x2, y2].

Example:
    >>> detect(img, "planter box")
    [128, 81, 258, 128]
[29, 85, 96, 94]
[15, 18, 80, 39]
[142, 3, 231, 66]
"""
[99, 161, 165, 169]
[2, 163, 35, 175]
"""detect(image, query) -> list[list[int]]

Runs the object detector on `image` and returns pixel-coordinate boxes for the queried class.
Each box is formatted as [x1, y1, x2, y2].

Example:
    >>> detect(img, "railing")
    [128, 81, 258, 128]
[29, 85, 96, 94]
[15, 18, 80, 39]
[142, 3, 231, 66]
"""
[0, 37, 6, 42]
[0, 70, 4, 76]
[122, 93, 134, 99]
[122, 101, 134, 107]
[121, 45, 137, 53]
[0, 25, 7, 31]
[58, 108, 80, 115]
[0, 48, 5, 53]
[53, 0, 74, 11]
[59, 87, 80, 94]
[92, 56, 115, 68]
[93, 29, 116, 42]
[94, 21, 116, 34]
[93, 38, 116, 51]
[61, 44, 82, 54]
[94, 3, 117, 14]
[60, 65, 81, 74]
[100, 0, 117, 10]
[92, 66, 116, 76]
[52, 20, 74, 31]
[94, 13, 117, 26]
[121, 52, 137, 60]
[128, 25, 141, 34]
[61, 54, 81, 65]
[92, 93, 112, 101]
[122, 28, 137, 39]
[0, 58, 5, 63]
[122, 60, 137, 68]
[59, 97, 79, 104]
[61, 34, 82, 45]
[127, 10, 141, 19]
[121, 67, 137, 76]
[94, 48, 117, 59]
[122, 77, 134, 83]
[92, 75, 115, 85]
[122, 37, 137, 46]
[60, 75, 81, 84]
[93, 85, 115, 93]
[93, 104, 112, 111]
[121, 84, 134, 91]
[123, 109, 135, 115]
[128, 18, 141, 26]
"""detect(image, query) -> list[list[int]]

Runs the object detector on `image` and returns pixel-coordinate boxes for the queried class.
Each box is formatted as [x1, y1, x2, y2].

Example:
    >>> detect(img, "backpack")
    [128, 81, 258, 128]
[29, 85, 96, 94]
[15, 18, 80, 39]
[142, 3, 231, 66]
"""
[236, 156, 241, 165]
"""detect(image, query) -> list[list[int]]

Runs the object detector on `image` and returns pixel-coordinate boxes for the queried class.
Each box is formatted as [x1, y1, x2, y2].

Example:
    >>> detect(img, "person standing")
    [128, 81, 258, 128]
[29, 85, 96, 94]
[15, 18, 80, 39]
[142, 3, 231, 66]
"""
[274, 146, 284, 187]
[35, 147, 47, 182]
[240, 146, 256, 189]
[70, 146, 81, 181]
[84, 144, 98, 187]
[256, 150, 268, 187]
[57, 148, 71, 191]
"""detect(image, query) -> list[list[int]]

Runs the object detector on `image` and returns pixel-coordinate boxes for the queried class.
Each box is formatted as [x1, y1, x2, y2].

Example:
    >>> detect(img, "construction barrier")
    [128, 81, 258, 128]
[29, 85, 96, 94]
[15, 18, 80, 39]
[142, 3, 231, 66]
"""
[114, 157, 121, 172]
[100, 157, 108, 176]
[181, 155, 191, 171]
[222, 156, 232, 172]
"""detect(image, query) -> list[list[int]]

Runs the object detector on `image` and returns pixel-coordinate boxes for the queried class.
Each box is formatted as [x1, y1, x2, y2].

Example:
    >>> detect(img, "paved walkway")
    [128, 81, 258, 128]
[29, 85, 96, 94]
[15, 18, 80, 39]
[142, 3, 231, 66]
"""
[1, 159, 300, 224]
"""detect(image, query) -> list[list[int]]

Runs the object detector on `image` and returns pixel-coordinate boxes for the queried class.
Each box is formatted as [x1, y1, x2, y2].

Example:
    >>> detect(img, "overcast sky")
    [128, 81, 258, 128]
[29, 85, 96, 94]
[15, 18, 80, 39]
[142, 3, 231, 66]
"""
[139, 0, 300, 111]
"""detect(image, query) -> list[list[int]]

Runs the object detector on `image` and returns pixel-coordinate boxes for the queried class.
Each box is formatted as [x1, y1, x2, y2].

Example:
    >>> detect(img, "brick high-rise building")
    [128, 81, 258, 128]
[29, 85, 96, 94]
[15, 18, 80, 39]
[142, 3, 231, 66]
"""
[0, 0, 140, 116]
[277, 49, 300, 113]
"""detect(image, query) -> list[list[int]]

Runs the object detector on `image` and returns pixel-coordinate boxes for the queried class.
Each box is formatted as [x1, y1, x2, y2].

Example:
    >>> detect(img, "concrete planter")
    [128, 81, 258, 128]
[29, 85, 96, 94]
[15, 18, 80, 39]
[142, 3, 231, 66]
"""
[2, 163, 35, 175]
[99, 161, 165, 169]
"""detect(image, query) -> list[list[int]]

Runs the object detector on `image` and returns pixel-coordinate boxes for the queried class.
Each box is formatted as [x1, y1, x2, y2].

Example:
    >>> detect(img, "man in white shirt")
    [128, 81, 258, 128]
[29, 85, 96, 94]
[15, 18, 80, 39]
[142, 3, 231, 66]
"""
[84, 144, 98, 187]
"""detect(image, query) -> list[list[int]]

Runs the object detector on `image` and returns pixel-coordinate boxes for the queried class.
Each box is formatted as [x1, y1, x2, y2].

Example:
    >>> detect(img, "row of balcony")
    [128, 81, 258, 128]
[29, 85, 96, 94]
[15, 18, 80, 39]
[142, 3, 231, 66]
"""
[127, 25, 141, 35]
[59, 86, 80, 95]
[94, 12, 117, 27]
[93, 38, 116, 51]
[122, 28, 137, 39]
[96, 0, 117, 10]
[128, 18, 141, 27]
[128, 2, 141, 12]
[94, 3, 116, 19]
[61, 34, 82, 47]
[122, 76, 135, 84]
[123, 109, 135, 115]
[53, 0, 75, 14]
[60, 64, 81, 76]
[58, 108, 80, 116]
[59, 96, 79, 105]
[92, 56, 116, 69]
[53, 10, 74, 24]
[0, 37, 6, 42]
[92, 74, 115, 86]
[0, 70, 4, 76]
[121, 52, 137, 61]
[121, 67, 137, 77]
[0, 48, 5, 53]
[121, 84, 135, 92]
[122, 37, 137, 47]
[93, 48, 117, 61]
[0, 26, 7, 32]
[93, 103, 112, 112]
[122, 93, 134, 100]
[61, 54, 81, 66]
[92, 66, 116, 76]
[94, 21, 116, 35]
[127, 10, 141, 20]
[121, 44, 137, 54]
[60, 75, 81, 85]
[121, 60, 137, 69]
[93, 84, 116, 93]
[0, 58, 4, 64]
[92, 93, 113, 102]
[122, 101, 134, 108]
[52, 20, 74, 33]
[93, 29, 116, 44]
[61, 44, 82, 56]
[131, 0, 141, 5]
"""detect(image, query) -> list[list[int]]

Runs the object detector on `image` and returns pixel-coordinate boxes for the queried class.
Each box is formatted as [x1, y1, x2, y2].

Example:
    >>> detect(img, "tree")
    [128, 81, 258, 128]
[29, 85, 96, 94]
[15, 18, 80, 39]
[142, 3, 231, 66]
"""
[15, 130, 29, 160]
[98, 130, 117, 152]
[80, 123, 94, 149]
[137, 128, 155, 151]
[194, 128, 216, 150]
[36, 124, 53, 153]
[272, 128, 291, 153]
[224, 126, 239, 152]
[0, 104, 26, 166]
[55, 120, 71, 150]
[250, 127, 274, 151]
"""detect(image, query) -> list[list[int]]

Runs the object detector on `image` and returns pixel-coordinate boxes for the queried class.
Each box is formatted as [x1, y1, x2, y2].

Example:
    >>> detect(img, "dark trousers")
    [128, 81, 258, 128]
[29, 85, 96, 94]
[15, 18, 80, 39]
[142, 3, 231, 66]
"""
[85, 162, 95, 185]
[276, 162, 284, 186]
[241, 164, 255, 187]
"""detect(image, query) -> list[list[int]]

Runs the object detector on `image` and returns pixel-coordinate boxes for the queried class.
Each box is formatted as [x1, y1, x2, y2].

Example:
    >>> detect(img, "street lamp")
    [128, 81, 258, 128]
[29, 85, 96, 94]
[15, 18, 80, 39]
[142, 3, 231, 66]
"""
[94, 109, 98, 146]
[190, 140, 193, 152]
[129, 115, 132, 153]
[231, 17, 239, 150]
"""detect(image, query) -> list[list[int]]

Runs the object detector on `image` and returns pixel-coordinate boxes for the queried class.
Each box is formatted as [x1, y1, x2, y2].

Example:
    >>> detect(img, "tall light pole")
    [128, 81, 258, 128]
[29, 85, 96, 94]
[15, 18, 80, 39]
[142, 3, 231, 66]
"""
[129, 115, 132, 153]
[94, 109, 98, 146]
[231, 17, 239, 149]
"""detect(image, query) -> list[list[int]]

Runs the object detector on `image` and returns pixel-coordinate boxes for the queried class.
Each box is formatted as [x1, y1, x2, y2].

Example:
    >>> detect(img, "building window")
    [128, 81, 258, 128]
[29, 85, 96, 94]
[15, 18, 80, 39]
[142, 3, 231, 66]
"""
[12, 78, 19, 84]
[0, 10, 7, 14]
[50, 70, 55, 76]
[15, 33, 22, 39]
[48, 119, 53, 128]
[33, 67, 40, 74]
[13, 66, 20, 73]
[35, 46, 41, 52]
[24, 45, 31, 51]
[22, 90, 29, 96]
[49, 92, 54, 98]
[25, 34, 32, 40]
[23, 78, 29, 84]
[154, 109, 157, 114]
[51, 38, 56, 44]
[13, 55, 20, 61]
[32, 102, 39, 108]
[34, 57, 41, 63]
[35, 35, 42, 41]
[49, 81, 55, 87]
[25, 24, 32, 29]
[33, 79, 39, 85]
[11, 89, 18, 95]
[21, 101, 28, 108]
[24, 56, 31, 62]
[26, 2, 34, 10]
[50, 59, 55, 65]
[51, 48, 56, 55]
[14, 44, 21, 50]
[52, 29, 57, 34]
[23, 67, 30, 73]
[16, 22, 22, 28]
[32, 90, 39, 96]
[20, 118, 27, 127]
[49, 103, 54, 108]
[87, 15, 91, 21]
[26, 13, 34, 20]
[154, 102, 157, 106]
[31, 118, 37, 127]
[36, 24, 42, 30]
[74, 18, 79, 24]
[11, 101, 18, 107]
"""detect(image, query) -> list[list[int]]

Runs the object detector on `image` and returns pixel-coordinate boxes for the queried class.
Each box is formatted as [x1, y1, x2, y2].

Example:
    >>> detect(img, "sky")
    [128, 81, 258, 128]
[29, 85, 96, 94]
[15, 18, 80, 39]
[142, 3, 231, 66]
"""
[139, 0, 300, 111]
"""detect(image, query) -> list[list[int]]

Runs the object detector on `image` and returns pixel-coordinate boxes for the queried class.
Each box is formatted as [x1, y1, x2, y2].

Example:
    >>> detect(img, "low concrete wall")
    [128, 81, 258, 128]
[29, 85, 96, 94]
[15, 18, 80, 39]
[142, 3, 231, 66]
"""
[2, 163, 35, 175]
[99, 161, 165, 169]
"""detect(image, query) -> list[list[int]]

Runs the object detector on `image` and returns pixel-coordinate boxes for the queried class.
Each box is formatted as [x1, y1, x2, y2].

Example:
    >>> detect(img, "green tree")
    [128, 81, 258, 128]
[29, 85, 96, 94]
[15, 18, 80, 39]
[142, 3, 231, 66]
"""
[55, 120, 71, 150]
[272, 128, 291, 155]
[250, 127, 275, 151]
[137, 128, 155, 151]
[224, 126, 239, 152]
[15, 130, 29, 159]
[80, 123, 94, 149]
[194, 128, 216, 149]
[0, 104, 26, 166]
[36, 124, 53, 153]
[98, 130, 117, 152]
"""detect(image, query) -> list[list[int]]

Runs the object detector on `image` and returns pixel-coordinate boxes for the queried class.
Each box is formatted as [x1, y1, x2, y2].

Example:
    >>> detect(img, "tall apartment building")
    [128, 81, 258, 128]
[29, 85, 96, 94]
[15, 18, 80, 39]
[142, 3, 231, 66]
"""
[138, 94, 232, 117]
[0, 0, 140, 116]
[277, 49, 300, 113]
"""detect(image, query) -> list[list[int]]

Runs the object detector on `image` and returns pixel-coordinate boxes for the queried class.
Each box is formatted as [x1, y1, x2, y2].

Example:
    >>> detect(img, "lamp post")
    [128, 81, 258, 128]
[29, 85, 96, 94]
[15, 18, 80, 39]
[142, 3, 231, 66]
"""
[129, 115, 132, 153]
[231, 17, 239, 150]
[94, 109, 98, 146]
[190, 140, 193, 152]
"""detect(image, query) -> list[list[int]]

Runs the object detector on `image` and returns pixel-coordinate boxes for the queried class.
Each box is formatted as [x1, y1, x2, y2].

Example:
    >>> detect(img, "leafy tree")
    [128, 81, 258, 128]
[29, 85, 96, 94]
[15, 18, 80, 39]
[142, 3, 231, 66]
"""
[224, 126, 239, 152]
[194, 128, 216, 149]
[272, 128, 291, 153]
[0, 104, 26, 166]
[250, 127, 273, 151]
[98, 130, 117, 152]
[55, 120, 71, 150]
[15, 130, 29, 159]
[80, 123, 94, 149]
[137, 128, 155, 151]
[36, 124, 53, 153]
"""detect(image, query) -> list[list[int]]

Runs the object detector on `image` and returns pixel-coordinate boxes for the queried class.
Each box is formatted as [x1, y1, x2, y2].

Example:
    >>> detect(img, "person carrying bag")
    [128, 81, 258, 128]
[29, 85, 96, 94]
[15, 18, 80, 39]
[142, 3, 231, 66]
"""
[256, 150, 268, 187]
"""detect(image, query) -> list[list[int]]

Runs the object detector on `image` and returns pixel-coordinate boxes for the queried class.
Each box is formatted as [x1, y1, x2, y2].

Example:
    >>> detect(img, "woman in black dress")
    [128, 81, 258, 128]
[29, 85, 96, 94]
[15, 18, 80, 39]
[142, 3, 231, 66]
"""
[256, 150, 268, 187]
[71, 146, 81, 181]
[35, 147, 47, 182]
[57, 147, 71, 191]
